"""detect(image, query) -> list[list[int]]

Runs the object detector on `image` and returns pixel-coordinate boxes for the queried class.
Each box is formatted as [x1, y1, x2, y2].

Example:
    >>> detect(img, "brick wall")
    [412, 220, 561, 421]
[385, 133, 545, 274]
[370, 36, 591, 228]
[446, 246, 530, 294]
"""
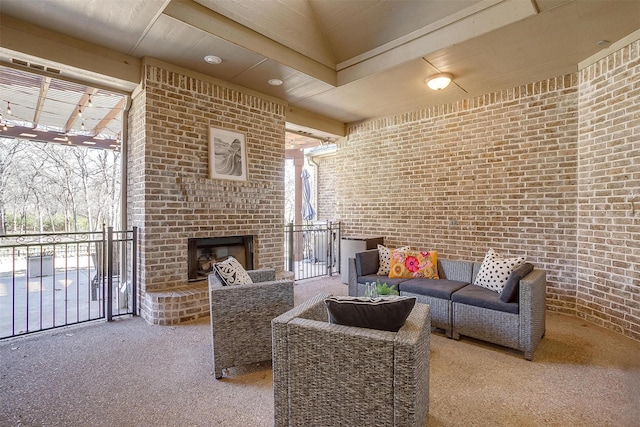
[316, 39, 639, 341]
[319, 75, 579, 314]
[576, 39, 640, 341]
[315, 155, 338, 221]
[127, 63, 286, 323]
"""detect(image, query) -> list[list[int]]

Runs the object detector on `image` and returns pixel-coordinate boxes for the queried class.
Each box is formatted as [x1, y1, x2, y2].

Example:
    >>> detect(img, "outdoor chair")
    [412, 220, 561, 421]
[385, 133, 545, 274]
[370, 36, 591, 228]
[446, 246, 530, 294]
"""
[208, 268, 294, 379]
[272, 293, 430, 427]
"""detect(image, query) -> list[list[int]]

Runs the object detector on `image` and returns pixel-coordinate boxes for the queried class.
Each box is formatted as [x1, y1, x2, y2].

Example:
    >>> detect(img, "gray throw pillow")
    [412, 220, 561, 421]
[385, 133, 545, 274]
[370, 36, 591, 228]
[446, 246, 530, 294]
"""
[324, 296, 416, 332]
[499, 263, 534, 303]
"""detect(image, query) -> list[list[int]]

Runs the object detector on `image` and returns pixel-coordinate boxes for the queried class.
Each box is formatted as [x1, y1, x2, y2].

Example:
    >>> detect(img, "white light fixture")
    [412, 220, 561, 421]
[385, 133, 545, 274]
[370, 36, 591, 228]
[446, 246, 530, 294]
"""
[204, 55, 222, 64]
[426, 73, 453, 91]
[268, 78, 283, 86]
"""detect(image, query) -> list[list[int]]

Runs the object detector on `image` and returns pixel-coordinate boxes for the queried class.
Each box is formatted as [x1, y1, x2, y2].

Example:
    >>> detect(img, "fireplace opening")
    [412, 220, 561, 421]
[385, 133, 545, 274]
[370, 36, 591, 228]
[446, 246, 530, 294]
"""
[188, 235, 254, 282]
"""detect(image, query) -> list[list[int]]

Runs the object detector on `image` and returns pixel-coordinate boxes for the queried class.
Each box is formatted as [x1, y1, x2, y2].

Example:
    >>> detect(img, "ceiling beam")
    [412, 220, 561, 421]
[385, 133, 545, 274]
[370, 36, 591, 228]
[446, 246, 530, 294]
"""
[63, 87, 100, 132]
[93, 98, 126, 137]
[162, 0, 337, 86]
[286, 106, 345, 138]
[1, 124, 118, 151]
[32, 76, 51, 126]
[80, 88, 99, 110]
[336, 0, 538, 86]
[0, 15, 140, 92]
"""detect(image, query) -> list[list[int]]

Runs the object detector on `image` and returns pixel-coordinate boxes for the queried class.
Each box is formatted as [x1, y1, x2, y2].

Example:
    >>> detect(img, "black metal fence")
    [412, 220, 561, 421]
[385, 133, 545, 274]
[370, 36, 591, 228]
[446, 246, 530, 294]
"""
[0, 227, 137, 339]
[284, 222, 340, 280]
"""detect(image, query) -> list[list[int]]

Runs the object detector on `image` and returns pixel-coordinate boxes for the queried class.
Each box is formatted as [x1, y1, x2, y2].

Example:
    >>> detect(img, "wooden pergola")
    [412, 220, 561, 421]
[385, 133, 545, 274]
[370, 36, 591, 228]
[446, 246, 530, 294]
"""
[0, 64, 124, 150]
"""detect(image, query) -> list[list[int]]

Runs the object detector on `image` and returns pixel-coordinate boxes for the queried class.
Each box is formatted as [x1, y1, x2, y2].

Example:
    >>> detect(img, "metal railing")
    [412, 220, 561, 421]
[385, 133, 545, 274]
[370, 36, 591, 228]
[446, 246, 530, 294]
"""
[285, 222, 340, 280]
[0, 227, 137, 339]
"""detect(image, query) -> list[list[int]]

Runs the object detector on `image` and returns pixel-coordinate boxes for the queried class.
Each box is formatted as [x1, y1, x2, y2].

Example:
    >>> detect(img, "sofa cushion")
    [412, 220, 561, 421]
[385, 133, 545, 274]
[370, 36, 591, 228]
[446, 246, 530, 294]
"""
[325, 296, 416, 332]
[399, 278, 468, 300]
[474, 249, 526, 293]
[452, 284, 519, 314]
[389, 250, 439, 279]
[355, 249, 380, 276]
[499, 263, 534, 303]
[376, 245, 409, 275]
[213, 256, 253, 286]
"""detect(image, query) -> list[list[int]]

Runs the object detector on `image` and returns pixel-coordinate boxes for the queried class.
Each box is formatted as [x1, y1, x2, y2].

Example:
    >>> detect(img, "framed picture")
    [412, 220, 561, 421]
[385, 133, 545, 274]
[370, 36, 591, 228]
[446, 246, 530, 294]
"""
[209, 127, 247, 181]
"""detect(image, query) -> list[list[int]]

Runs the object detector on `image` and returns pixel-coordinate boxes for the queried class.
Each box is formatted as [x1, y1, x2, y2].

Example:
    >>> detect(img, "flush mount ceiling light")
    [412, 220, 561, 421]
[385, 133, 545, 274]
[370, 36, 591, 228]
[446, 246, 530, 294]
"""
[204, 55, 222, 64]
[268, 78, 283, 86]
[426, 73, 453, 91]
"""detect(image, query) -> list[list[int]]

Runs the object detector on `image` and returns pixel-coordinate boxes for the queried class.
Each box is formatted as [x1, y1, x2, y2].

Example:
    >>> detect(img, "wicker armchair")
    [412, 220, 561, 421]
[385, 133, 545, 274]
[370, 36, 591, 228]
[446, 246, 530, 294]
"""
[208, 268, 294, 379]
[272, 293, 430, 427]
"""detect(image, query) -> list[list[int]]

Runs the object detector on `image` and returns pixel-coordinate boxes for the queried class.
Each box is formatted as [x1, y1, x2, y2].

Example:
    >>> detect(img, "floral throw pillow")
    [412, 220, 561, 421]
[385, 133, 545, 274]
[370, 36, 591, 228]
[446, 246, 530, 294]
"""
[474, 249, 526, 293]
[213, 256, 253, 286]
[389, 250, 439, 279]
[376, 244, 410, 275]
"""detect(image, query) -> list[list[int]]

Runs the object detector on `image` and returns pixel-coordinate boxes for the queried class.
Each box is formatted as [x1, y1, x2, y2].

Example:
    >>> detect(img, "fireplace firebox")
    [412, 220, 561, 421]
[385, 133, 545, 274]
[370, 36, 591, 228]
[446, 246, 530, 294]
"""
[187, 235, 254, 281]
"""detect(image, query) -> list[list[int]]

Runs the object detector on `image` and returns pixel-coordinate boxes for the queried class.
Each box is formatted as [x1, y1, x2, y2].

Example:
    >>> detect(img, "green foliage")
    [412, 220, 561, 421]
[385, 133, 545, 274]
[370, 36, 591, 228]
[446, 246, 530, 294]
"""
[375, 281, 399, 296]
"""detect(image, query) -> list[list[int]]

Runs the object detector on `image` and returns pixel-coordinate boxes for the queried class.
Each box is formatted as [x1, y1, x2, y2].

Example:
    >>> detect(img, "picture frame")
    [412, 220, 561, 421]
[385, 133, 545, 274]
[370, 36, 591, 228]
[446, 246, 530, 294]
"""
[209, 127, 248, 181]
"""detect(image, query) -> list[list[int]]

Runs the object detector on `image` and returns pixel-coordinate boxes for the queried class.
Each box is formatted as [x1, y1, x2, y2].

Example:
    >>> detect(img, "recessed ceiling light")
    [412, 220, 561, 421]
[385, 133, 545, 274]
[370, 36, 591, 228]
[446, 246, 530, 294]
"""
[204, 55, 222, 64]
[268, 78, 283, 86]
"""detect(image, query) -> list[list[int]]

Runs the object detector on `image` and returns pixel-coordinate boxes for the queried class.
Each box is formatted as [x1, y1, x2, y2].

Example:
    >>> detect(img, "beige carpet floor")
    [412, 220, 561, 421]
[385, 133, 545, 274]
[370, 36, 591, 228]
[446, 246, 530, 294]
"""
[1, 276, 639, 427]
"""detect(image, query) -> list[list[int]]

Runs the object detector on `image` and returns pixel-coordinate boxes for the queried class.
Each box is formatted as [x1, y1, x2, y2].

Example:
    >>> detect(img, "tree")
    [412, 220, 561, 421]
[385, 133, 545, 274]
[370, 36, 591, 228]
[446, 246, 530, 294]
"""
[0, 138, 121, 234]
[0, 138, 26, 234]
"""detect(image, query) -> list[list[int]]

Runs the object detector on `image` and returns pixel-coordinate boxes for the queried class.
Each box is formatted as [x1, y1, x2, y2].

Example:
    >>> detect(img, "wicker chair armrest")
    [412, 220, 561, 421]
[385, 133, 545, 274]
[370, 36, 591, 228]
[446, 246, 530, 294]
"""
[272, 293, 331, 325]
[272, 293, 331, 427]
[210, 279, 294, 311]
[519, 269, 547, 357]
[247, 268, 276, 282]
[348, 258, 358, 296]
[519, 269, 546, 314]
[208, 268, 277, 289]
[394, 302, 431, 346]
[393, 302, 431, 426]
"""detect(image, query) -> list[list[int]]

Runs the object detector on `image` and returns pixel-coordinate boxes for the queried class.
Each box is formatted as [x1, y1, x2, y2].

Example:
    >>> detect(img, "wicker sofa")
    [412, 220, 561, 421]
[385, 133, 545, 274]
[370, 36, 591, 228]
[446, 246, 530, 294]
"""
[348, 249, 546, 360]
[208, 268, 294, 378]
[272, 293, 431, 427]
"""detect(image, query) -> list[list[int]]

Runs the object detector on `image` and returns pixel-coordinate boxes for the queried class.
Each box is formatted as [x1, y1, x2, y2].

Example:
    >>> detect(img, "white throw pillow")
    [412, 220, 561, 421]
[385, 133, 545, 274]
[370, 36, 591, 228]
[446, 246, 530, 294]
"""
[474, 249, 526, 293]
[376, 244, 410, 276]
[213, 256, 253, 286]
